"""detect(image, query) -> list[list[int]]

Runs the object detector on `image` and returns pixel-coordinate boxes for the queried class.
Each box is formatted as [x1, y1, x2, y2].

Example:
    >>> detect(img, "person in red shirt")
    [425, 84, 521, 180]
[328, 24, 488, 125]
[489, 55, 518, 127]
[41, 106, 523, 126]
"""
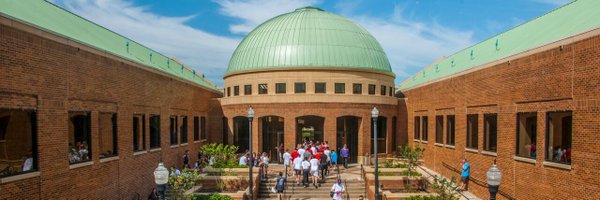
[315, 151, 322, 160]
[291, 149, 299, 160]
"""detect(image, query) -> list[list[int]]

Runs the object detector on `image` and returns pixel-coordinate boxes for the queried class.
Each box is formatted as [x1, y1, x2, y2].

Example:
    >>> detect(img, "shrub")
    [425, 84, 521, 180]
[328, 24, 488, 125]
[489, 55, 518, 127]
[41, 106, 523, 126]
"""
[406, 195, 440, 200]
[168, 168, 201, 200]
[201, 143, 241, 169]
[188, 193, 233, 200]
[431, 176, 460, 200]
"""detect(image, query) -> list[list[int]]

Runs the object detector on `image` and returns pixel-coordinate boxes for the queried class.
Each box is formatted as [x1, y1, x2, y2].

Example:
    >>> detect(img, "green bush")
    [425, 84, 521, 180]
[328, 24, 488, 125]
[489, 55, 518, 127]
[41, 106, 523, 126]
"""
[201, 143, 241, 169]
[168, 168, 201, 200]
[405, 195, 440, 200]
[188, 193, 233, 200]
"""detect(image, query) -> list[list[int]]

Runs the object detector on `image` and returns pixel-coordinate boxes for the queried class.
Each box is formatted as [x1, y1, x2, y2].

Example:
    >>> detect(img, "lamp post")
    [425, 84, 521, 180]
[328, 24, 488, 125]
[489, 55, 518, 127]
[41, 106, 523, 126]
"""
[247, 106, 255, 200]
[371, 107, 380, 200]
[486, 159, 502, 200]
[154, 159, 169, 200]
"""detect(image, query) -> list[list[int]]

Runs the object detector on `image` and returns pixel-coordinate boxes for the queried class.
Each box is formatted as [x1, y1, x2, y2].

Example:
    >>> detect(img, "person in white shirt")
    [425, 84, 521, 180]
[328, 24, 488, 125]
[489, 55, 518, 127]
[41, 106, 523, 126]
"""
[330, 179, 345, 200]
[260, 152, 269, 180]
[298, 147, 306, 160]
[283, 149, 292, 177]
[310, 146, 317, 156]
[301, 157, 311, 188]
[293, 156, 303, 185]
[239, 153, 248, 166]
[310, 156, 320, 188]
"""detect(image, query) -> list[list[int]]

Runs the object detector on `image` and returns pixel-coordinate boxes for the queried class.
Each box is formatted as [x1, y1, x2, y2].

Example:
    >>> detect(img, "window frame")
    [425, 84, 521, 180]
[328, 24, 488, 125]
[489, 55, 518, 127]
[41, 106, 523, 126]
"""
[0, 109, 38, 178]
[335, 83, 345, 94]
[244, 84, 252, 95]
[435, 115, 443, 144]
[314, 82, 326, 94]
[233, 86, 239, 96]
[294, 82, 306, 94]
[193, 116, 200, 141]
[414, 116, 420, 140]
[68, 111, 92, 165]
[352, 83, 362, 94]
[466, 114, 479, 149]
[446, 115, 456, 145]
[98, 112, 118, 158]
[170, 115, 178, 145]
[133, 114, 146, 152]
[275, 83, 286, 94]
[258, 84, 268, 94]
[368, 84, 376, 95]
[421, 116, 428, 142]
[516, 112, 537, 159]
[149, 115, 161, 149]
[381, 85, 387, 96]
[180, 116, 188, 144]
[483, 113, 498, 152]
[545, 111, 572, 165]
[201, 116, 207, 140]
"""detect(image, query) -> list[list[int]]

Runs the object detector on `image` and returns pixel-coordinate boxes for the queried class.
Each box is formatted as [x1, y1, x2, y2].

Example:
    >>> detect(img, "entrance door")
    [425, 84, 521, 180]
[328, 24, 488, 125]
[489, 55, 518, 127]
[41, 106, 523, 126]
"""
[336, 116, 359, 163]
[296, 116, 324, 145]
[233, 116, 249, 153]
[261, 116, 284, 163]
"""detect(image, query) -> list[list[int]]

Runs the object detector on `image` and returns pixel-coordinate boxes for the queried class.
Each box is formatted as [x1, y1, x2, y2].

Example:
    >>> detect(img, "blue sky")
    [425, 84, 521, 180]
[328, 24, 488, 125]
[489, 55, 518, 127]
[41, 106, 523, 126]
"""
[50, 0, 571, 86]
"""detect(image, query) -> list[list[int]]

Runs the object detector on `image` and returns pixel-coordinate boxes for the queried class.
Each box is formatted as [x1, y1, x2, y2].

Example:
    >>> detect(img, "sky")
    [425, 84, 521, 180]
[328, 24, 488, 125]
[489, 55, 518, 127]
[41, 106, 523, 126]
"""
[49, 0, 571, 86]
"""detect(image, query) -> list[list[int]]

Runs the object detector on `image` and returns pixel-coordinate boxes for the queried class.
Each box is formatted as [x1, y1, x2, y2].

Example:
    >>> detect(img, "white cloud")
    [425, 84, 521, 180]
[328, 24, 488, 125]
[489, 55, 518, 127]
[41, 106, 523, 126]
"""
[214, 0, 319, 34]
[349, 5, 475, 80]
[50, 0, 240, 85]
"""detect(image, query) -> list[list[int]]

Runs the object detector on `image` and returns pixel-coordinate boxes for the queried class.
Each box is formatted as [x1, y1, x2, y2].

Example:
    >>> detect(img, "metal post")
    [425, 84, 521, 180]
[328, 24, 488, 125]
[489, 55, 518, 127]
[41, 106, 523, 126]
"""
[489, 185, 499, 200]
[157, 184, 165, 200]
[373, 117, 379, 200]
[248, 116, 254, 200]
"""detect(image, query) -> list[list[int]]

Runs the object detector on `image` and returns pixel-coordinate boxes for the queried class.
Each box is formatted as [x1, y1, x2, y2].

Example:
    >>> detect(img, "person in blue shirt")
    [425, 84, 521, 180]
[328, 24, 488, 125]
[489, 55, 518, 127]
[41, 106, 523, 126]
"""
[330, 150, 338, 171]
[460, 158, 470, 191]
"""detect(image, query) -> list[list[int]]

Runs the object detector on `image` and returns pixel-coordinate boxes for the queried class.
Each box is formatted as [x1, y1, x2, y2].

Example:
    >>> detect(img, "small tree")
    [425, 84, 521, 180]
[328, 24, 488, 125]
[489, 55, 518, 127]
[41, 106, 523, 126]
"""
[201, 143, 240, 168]
[168, 168, 201, 200]
[399, 145, 425, 192]
[431, 176, 460, 200]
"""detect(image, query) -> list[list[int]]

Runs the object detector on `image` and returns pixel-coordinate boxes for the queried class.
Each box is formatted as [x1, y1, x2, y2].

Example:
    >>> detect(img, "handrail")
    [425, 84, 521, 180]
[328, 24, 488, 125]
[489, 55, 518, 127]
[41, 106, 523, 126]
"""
[344, 179, 350, 200]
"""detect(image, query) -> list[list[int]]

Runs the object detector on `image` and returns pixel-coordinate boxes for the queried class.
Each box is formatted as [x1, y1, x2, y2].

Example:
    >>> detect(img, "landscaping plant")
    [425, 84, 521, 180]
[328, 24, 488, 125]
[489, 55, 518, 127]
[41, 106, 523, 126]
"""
[399, 145, 425, 192]
[168, 168, 201, 200]
[431, 176, 460, 200]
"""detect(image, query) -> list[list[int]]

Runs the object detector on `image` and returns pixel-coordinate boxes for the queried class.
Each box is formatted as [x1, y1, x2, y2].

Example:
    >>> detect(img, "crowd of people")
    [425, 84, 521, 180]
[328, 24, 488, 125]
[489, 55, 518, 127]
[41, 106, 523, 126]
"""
[68, 141, 90, 164]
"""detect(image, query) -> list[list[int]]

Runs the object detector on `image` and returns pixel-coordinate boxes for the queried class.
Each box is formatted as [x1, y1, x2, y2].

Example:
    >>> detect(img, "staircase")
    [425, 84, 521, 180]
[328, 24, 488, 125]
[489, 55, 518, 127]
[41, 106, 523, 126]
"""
[258, 165, 366, 200]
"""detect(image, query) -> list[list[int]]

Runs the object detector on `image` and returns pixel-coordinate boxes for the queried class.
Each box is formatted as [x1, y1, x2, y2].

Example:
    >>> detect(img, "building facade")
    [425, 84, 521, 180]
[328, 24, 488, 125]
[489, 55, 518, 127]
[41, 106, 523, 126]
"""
[220, 7, 400, 163]
[0, 1, 222, 199]
[398, 1, 600, 199]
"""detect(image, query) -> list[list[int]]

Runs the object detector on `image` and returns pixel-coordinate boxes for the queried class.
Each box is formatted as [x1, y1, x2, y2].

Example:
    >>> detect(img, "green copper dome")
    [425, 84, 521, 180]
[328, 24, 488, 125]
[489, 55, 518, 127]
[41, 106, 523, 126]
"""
[225, 7, 393, 76]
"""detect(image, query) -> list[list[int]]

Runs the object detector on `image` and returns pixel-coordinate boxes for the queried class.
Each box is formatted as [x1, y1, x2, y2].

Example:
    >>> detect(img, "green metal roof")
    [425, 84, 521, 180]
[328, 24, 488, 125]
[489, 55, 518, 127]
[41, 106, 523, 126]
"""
[226, 7, 393, 76]
[398, 0, 600, 91]
[0, 0, 218, 91]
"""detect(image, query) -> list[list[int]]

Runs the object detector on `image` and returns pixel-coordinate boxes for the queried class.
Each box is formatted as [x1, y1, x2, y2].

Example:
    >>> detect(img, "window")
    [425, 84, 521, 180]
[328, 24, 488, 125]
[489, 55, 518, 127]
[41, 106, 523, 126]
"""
[466, 114, 478, 149]
[193, 116, 199, 141]
[421, 116, 428, 141]
[484, 114, 498, 152]
[68, 112, 91, 164]
[275, 83, 286, 94]
[258, 84, 268, 94]
[170, 115, 178, 145]
[381, 85, 387, 96]
[546, 111, 572, 164]
[371, 117, 387, 154]
[180, 116, 188, 144]
[335, 83, 345, 94]
[0, 109, 37, 178]
[368, 84, 376, 95]
[226, 87, 231, 97]
[295, 82, 306, 93]
[149, 115, 161, 149]
[516, 112, 537, 158]
[389, 87, 393, 97]
[201, 116, 207, 140]
[233, 86, 239, 96]
[315, 82, 326, 93]
[446, 115, 455, 145]
[353, 83, 362, 94]
[244, 85, 252, 95]
[133, 114, 146, 152]
[414, 116, 420, 140]
[98, 113, 118, 158]
[435, 115, 443, 144]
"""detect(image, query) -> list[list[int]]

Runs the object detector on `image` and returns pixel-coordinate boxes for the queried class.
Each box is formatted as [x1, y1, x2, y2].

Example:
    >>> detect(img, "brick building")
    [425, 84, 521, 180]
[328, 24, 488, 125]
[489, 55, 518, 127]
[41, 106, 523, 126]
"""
[2, 0, 600, 199]
[0, 1, 222, 199]
[398, 1, 600, 199]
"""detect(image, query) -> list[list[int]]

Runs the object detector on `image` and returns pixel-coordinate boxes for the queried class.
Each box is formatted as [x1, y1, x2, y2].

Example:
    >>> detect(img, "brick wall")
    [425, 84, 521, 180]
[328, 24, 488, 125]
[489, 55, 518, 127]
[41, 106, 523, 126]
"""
[401, 32, 600, 199]
[0, 18, 223, 199]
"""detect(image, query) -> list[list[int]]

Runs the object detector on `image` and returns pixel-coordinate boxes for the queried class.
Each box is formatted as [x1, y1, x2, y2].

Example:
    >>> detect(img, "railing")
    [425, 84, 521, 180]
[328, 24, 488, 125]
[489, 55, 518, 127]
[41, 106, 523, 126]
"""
[440, 162, 515, 200]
